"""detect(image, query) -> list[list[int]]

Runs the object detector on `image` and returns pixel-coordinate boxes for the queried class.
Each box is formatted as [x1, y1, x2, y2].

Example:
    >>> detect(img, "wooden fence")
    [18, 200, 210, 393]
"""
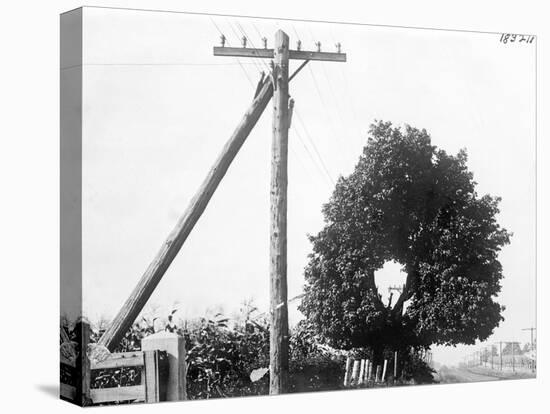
[343, 356, 393, 388]
[60, 324, 186, 406]
[60, 349, 168, 405]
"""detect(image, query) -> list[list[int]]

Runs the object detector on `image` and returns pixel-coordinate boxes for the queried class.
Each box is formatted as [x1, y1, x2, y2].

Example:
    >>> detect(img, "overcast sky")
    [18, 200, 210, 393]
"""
[71, 7, 536, 365]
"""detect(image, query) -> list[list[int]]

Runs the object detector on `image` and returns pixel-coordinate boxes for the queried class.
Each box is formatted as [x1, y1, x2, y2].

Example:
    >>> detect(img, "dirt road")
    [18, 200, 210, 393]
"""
[436, 367, 501, 384]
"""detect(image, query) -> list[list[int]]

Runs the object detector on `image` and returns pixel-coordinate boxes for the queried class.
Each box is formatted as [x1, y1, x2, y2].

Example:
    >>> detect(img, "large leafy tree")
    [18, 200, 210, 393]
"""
[299, 121, 510, 364]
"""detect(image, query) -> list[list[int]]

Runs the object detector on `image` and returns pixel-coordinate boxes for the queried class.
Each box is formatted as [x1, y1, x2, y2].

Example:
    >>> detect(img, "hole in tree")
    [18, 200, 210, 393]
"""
[374, 261, 408, 308]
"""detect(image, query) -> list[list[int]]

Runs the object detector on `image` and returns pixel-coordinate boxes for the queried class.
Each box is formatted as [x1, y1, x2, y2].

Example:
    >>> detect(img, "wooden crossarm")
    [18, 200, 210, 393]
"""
[213, 46, 346, 62]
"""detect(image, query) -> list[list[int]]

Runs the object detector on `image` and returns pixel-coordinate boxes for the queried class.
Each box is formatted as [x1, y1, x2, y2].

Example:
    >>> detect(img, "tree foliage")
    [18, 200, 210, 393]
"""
[300, 121, 511, 358]
[502, 342, 523, 356]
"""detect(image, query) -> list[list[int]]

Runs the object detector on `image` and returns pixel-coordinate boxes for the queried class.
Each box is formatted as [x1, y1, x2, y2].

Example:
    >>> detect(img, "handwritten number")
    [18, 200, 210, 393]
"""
[500, 33, 534, 45]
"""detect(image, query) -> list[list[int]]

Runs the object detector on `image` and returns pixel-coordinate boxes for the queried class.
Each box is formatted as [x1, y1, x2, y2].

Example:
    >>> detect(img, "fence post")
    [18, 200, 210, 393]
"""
[143, 350, 161, 403]
[369, 361, 374, 381]
[142, 331, 187, 401]
[75, 320, 91, 406]
[382, 359, 388, 382]
[343, 356, 352, 387]
[394, 351, 398, 381]
[359, 359, 366, 385]
[351, 360, 360, 386]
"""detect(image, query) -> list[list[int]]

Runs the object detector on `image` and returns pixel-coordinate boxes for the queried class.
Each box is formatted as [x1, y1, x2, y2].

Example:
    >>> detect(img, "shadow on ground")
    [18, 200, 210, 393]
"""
[35, 384, 59, 399]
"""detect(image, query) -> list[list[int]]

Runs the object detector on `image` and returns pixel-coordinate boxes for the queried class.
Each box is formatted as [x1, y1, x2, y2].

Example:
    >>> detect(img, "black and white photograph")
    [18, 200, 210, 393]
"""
[57, 5, 538, 406]
[3, 1, 548, 413]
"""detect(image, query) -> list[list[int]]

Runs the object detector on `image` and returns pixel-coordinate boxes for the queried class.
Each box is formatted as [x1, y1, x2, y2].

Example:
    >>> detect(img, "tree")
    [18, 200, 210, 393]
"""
[299, 121, 510, 367]
[502, 342, 522, 356]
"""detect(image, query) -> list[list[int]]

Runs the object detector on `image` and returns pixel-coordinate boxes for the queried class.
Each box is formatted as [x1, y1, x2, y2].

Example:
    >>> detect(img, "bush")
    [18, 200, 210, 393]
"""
[65, 310, 433, 398]
[184, 313, 270, 399]
[289, 322, 345, 393]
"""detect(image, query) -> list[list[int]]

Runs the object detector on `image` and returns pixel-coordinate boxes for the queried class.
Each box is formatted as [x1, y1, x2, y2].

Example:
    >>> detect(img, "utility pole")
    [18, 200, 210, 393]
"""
[388, 285, 403, 294]
[213, 29, 346, 394]
[269, 30, 290, 394]
[522, 327, 536, 351]
[522, 327, 536, 372]
[511, 341, 515, 372]
[499, 342, 503, 370]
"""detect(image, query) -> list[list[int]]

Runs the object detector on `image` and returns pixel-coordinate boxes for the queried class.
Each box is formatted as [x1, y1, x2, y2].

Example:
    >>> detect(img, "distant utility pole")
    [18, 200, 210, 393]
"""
[522, 327, 536, 372]
[499, 342, 503, 370]
[388, 285, 404, 294]
[511, 342, 515, 372]
[522, 327, 536, 350]
[522, 327, 536, 351]
[214, 30, 346, 394]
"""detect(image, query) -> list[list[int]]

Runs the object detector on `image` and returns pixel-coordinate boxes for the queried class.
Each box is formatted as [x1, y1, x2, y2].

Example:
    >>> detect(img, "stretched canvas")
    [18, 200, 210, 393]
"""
[60, 6, 536, 406]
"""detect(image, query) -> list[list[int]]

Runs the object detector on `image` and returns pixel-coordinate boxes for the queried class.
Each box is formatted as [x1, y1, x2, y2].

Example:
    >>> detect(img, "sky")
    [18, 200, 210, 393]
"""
[69, 7, 536, 366]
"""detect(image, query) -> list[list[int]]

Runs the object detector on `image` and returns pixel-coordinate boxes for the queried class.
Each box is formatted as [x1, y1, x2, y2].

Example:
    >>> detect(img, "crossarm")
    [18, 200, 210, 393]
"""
[213, 47, 346, 62]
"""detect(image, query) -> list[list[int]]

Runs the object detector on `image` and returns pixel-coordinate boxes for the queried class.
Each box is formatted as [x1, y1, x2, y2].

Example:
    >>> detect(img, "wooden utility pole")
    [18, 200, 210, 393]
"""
[213, 29, 346, 395]
[269, 30, 290, 394]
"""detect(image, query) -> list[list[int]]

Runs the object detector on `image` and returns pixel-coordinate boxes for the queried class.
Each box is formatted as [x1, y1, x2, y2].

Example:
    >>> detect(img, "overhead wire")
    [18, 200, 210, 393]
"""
[240, 20, 334, 190]
[209, 16, 256, 88]
[302, 25, 352, 152]
[287, 24, 343, 185]
[234, 20, 272, 74]
[71, 62, 264, 67]
[328, 29, 364, 143]
[292, 110, 336, 186]
[227, 20, 266, 77]
[212, 18, 338, 190]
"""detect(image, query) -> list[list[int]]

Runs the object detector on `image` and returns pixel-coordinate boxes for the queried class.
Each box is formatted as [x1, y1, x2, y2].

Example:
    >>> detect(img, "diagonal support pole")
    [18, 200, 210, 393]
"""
[98, 77, 273, 351]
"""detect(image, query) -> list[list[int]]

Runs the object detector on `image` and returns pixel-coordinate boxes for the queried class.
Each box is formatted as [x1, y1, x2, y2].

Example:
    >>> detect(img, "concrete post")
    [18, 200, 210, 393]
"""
[142, 331, 187, 401]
